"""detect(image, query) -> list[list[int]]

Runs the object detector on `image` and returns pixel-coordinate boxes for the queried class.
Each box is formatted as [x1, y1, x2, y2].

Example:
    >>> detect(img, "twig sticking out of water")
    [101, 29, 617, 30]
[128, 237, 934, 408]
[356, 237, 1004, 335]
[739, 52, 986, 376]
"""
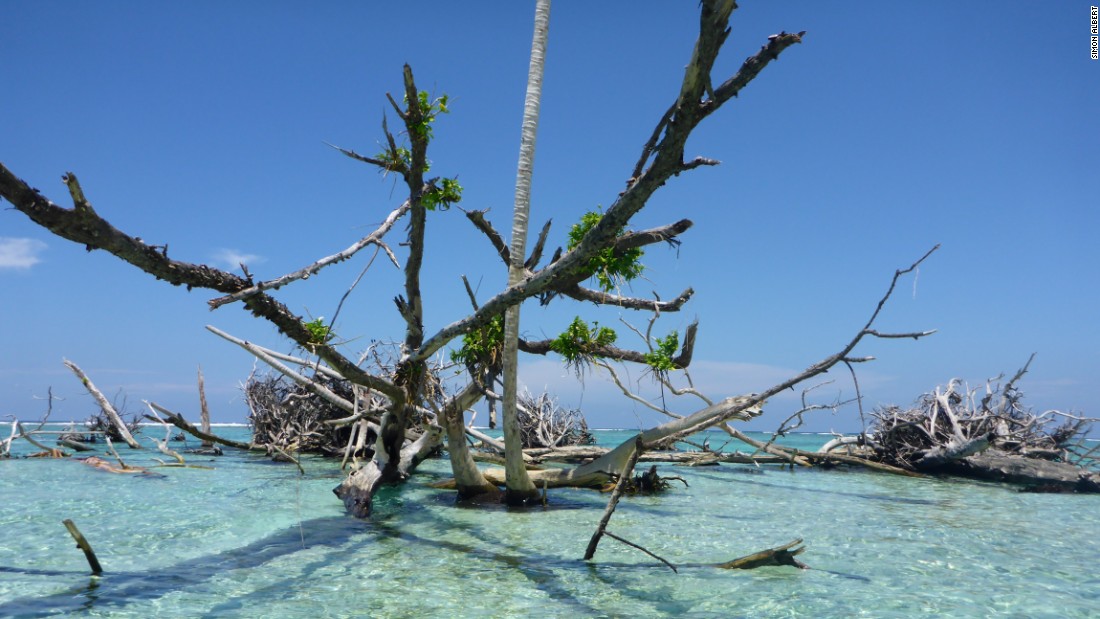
[62, 519, 103, 575]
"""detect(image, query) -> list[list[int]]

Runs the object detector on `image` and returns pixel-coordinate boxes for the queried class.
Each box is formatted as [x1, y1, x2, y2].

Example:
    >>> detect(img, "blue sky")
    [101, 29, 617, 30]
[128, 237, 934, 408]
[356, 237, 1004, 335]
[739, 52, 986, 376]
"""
[2, 2, 1097, 433]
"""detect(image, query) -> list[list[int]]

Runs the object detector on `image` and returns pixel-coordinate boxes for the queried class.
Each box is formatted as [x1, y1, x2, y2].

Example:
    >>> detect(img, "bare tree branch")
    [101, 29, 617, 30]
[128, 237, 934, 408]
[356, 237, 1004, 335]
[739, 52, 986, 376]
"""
[209, 201, 410, 309]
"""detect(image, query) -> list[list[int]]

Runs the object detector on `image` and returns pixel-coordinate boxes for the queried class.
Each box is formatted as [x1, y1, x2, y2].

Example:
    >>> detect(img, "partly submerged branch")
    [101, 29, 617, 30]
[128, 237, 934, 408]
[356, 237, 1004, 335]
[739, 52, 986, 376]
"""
[146, 402, 265, 452]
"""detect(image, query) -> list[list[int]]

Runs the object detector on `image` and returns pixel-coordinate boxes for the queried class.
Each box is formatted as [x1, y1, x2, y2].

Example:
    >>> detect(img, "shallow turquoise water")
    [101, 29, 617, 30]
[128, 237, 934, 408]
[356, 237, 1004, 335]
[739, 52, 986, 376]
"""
[1, 427, 1097, 618]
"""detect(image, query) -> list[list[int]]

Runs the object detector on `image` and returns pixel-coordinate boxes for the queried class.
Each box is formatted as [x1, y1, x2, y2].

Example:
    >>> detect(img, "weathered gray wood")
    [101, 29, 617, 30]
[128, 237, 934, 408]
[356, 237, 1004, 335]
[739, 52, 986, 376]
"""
[334, 424, 445, 517]
[62, 519, 103, 575]
[943, 451, 1100, 492]
[64, 360, 140, 449]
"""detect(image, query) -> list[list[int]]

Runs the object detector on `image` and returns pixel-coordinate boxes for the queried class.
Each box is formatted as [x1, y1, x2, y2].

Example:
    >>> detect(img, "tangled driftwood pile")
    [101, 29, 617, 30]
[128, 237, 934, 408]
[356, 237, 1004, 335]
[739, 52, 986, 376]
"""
[515, 391, 594, 448]
[855, 359, 1098, 491]
[244, 374, 360, 456]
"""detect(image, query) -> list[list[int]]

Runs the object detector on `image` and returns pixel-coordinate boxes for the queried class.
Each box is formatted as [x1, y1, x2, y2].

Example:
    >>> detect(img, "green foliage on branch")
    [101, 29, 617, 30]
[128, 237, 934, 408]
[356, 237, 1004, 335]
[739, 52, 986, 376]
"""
[550, 316, 618, 363]
[567, 210, 644, 292]
[422, 177, 463, 211]
[373, 91, 450, 174]
[375, 147, 412, 173]
[409, 91, 450, 140]
[451, 314, 505, 369]
[644, 330, 680, 372]
[304, 317, 334, 346]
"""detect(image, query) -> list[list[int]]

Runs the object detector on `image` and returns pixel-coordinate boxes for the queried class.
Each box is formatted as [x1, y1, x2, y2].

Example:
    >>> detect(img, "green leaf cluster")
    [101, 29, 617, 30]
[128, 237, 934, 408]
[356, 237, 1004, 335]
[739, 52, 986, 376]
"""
[422, 177, 463, 211]
[451, 314, 504, 369]
[644, 330, 679, 372]
[567, 210, 644, 292]
[376, 147, 412, 173]
[409, 91, 449, 140]
[304, 317, 334, 346]
[550, 316, 617, 363]
[374, 91, 450, 173]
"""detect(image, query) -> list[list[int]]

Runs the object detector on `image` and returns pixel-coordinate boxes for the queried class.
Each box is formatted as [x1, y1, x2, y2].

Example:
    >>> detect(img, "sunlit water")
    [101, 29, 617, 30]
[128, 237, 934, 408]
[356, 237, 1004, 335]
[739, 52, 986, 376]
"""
[1, 426, 1097, 618]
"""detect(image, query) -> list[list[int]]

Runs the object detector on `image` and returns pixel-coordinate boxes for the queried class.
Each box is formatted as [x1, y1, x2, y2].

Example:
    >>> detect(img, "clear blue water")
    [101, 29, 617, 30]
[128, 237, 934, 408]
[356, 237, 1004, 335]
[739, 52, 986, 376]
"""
[1, 426, 1097, 618]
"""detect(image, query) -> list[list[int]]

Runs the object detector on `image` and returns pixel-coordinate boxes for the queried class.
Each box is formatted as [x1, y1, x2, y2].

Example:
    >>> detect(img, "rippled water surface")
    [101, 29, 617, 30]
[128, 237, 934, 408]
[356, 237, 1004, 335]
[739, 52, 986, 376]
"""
[1, 427, 1097, 618]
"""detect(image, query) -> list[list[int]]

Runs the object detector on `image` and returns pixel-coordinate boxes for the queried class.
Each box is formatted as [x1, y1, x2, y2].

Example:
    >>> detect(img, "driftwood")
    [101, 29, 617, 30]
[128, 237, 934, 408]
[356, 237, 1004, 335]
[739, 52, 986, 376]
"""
[484, 389, 594, 449]
[62, 519, 103, 575]
[79, 455, 149, 475]
[853, 361, 1099, 490]
[64, 359, 141, 449]
[333, 423, 444, 516]
[519, 444, 792, 466]
[197, 366, 214, 448]
[715, 539, 809, 570]
[28, 449, 68, 458]
[945, 452, 1100, 493]
[146, 402, 264, 452]
[59, 438, 93, 452]
[143, 404, 187, 464]
[244, 373, 358, 456]
[584, 438, 645, 562]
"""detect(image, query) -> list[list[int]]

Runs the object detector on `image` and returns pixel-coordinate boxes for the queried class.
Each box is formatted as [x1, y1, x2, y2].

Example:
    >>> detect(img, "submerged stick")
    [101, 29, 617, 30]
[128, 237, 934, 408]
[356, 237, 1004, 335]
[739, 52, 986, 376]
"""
[62, 519, 103, 575]
[716, 538, 809, 570]
[584, 437, 643, 561]
[603, 530, 678, 573]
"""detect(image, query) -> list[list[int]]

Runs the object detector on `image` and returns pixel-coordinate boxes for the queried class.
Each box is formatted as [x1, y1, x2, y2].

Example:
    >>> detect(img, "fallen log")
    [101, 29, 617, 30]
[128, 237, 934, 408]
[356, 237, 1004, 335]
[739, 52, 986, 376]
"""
[79, 455, 151, 475]
[523, 445, 793, 466]
[715, 538, 809, 570]
[939, 451, 1100, 493]
[58, 438, 93, 452]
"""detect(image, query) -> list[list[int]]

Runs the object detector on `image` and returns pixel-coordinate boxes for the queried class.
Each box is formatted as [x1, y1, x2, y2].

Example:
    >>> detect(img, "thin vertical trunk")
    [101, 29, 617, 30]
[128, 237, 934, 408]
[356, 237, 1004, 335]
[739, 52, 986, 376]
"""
[502, 0, 551, 504]
[197, 366, 213, 448]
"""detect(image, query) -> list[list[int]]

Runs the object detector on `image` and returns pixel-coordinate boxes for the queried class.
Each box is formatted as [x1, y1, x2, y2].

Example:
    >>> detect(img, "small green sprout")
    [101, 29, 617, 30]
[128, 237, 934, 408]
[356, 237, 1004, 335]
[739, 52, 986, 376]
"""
[304, 317, 334, 346]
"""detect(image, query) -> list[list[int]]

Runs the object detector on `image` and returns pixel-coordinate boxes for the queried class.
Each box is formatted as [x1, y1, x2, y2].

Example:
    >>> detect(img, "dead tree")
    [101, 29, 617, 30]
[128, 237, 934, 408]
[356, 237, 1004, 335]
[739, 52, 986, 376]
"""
[0, 2, 931, 524]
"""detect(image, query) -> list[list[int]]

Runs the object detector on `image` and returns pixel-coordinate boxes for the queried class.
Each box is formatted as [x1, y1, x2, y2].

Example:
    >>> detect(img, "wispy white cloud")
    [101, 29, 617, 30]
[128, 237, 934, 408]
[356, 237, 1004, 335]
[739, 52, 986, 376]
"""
[0, 237, 47, 269]
[212, 248, 265, 270]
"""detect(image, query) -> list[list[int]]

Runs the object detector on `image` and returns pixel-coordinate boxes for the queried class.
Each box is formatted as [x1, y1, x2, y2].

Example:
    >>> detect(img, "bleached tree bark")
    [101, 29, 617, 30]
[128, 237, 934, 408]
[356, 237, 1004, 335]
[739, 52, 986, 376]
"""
[197, 366, 213, 448]
[501, 0, 552, 504]
[63, 359, 141, 449]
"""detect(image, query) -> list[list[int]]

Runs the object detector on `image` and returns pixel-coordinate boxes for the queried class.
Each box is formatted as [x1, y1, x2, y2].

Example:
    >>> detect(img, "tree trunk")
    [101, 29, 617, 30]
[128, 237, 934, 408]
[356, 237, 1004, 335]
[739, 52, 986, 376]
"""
[334, 415, 444, 517]
[64, 359, 141, 449]
[442, 383, 501, 500]
[501, 0, 551, 504]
